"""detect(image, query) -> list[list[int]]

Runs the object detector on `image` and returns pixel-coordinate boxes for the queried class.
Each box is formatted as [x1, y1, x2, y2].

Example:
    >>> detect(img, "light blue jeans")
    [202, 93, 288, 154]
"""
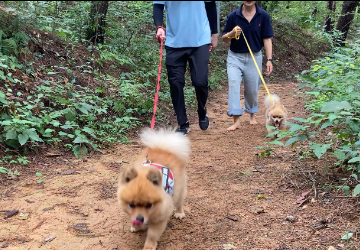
[226, 50, 262, 116]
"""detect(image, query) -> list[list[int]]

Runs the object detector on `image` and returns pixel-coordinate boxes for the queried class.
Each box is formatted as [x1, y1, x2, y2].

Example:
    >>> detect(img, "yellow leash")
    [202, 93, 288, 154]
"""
[232, 27, 274, 103]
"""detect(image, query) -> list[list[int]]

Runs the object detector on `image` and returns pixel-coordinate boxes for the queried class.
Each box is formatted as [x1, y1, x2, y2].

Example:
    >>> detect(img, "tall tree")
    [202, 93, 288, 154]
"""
[324, 1, 336, 33]
[335, 1, 359, 46]
[86, 1, 109, 46]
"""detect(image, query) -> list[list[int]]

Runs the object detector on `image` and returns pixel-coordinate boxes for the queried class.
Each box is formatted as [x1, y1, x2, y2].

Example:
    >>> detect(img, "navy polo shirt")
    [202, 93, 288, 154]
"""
[222, 3, 273, 53]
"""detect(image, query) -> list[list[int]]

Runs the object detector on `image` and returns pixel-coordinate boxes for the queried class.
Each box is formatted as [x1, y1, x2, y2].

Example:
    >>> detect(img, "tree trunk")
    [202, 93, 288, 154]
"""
[335, 1, 359, 46]
[86, 1, 109, 46]
[324, 1, 336, 33]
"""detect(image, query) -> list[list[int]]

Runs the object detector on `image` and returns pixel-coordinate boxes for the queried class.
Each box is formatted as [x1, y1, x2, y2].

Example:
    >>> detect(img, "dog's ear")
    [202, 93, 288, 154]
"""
[146, 168, 162, 186]
[282, 105, 288, 118]
[122, 166, 138, 184]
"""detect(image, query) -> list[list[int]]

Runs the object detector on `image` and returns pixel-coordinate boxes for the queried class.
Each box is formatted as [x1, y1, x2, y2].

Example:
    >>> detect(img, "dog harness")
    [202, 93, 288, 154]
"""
[149, 163, 174, 196]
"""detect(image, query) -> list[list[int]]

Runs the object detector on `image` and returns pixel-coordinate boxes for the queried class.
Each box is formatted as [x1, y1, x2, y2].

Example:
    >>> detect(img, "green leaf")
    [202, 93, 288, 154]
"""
[44, 128, 55, 134]
[348, 157, 360, 163]
[292, 117, 308, 123]
[25, 129, 43, 142]
[309, 143, 332, 159]
[289, 124, 308, 132]
[285, 137, 298, 147]
[321, 101, 352, 113]
[353, 184, 360, 197]
[5, 139, 20, 149]
[350, 173, 358, 181]
[73, 145, 88, 158]
[328, 113, 340, 122]
[73, 136, 90, 144]
[266, 131, 278, 138]
[333, 150, 347, 161]
[320, 121, 333, 130]
[18, 133, 29, 146]
[1, 120, 12, 126]
[36, 172, 43, 177]
[58, 131, 68, 136]
[269, 140, 284, 146]
[6, 130, 17, 140]
[341, 232, 353, 240]
[82, 127, 95, 135]
[342, 186, 350, 196]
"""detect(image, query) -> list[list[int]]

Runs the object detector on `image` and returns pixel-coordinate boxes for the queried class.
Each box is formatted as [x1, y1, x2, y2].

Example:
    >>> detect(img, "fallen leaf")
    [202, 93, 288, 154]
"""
[58, 169, 77, 175]
[3, 210, 19, 219]
[257, 194, 265, 200]
[0, 242, 9, 248]
[294, 190, 311, 207]
[223, 243, 236, 250]
[328, 246, 337, 250]
[45, 152, 62, 157]
[73, 223, 88, 230]
[225, 216, 238, 222]
[19, 213, 29, 220]
[42, 206, 55, 211]
[44, 236, 56, 242]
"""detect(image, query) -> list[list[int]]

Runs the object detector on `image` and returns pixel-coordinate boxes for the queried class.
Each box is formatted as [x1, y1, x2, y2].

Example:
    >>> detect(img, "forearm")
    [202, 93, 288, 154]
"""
[153, 4, 164, 27]
[205, 1, 218, 34]
[222, 34, 232, 43]
[263, 38, 272, 59]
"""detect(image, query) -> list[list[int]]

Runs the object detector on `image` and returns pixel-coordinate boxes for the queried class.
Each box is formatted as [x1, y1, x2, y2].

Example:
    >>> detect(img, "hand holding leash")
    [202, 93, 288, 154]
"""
[156, 26, 166, 43]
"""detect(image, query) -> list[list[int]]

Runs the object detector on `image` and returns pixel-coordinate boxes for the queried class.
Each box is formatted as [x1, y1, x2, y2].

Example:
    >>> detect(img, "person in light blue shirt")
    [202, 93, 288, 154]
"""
[153, 1, 218, 135]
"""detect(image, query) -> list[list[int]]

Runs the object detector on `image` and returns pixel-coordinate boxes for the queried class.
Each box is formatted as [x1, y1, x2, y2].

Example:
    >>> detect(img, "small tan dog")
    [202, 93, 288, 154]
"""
[117, 128, 190, 250]
[264, 94, 288, 136]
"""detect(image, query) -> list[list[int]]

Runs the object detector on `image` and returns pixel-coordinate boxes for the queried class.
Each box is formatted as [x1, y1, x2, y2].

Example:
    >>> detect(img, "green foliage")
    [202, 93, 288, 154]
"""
[262, 37, 360, 196]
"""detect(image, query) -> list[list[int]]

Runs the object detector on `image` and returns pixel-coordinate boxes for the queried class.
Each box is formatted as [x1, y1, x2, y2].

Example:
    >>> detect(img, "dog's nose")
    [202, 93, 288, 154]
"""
[136, 215, 144, 223]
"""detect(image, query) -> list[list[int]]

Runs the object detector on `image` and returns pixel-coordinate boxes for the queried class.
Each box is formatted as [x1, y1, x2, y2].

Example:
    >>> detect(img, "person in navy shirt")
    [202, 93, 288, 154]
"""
[153, 1, 218, 135]
[222, 1, 274, 131]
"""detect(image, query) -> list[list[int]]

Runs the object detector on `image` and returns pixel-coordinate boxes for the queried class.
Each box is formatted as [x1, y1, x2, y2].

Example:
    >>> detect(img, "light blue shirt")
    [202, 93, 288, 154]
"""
[153, 1, 211, 48]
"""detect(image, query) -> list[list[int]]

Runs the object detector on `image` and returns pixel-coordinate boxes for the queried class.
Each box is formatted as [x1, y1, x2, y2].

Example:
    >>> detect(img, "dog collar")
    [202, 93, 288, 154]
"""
[149, 163, 174, 196]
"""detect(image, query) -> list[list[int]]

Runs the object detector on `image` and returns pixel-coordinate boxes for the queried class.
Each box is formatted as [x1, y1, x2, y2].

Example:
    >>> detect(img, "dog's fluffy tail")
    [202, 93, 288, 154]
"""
[264, 93, 281, 109]
[139, 128, 190, 163]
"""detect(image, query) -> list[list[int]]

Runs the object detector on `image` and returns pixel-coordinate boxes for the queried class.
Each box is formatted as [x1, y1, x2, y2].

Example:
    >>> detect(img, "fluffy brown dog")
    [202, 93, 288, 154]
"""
[264, 94, 288, 135]
[117, 128, 190, 250]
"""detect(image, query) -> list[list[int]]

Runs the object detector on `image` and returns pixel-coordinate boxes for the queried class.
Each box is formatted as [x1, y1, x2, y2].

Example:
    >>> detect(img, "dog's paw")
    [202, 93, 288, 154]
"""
[174, 212, 185, 219]
[143, 242, 157, 250]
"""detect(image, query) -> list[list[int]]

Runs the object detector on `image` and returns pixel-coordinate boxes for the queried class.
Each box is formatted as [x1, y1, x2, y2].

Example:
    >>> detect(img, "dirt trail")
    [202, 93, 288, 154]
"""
[1, 83, 359, 250]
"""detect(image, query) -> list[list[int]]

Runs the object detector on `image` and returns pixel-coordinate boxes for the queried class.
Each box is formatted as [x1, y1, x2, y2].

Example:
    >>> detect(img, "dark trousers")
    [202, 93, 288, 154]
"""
[165, 44, 209, 126]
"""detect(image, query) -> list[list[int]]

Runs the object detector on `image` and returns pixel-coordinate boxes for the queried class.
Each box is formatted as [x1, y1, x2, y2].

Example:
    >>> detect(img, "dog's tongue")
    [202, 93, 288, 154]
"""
[132, 219, 143, 226]
[275, 122, 280, 127]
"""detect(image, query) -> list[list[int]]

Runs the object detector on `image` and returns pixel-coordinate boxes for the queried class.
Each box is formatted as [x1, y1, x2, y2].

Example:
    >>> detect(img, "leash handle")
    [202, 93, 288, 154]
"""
[234, 28, 274, 103]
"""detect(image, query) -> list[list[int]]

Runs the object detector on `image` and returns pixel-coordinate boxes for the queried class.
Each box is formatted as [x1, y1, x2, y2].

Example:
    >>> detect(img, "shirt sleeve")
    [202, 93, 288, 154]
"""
[261, 11, 274, 39]
[204, 1, 218, 34]
[222, 13, 233, 36]
[153, 3, 165, 27]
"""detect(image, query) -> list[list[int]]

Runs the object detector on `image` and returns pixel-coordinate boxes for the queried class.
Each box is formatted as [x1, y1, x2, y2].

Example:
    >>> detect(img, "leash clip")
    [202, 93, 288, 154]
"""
[142, 154, 151, 166]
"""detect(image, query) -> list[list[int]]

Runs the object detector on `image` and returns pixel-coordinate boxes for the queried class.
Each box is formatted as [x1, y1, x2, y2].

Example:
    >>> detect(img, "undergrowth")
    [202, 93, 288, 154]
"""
[259, 36, 360, 197]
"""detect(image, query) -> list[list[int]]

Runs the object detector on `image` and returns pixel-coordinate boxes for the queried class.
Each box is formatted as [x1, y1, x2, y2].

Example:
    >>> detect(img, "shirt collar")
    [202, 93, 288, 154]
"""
[236, 3, 261, 19]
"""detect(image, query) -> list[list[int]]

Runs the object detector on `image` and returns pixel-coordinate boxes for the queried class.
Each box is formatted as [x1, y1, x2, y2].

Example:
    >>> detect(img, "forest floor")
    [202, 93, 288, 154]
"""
[1, 82, 359, 250]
